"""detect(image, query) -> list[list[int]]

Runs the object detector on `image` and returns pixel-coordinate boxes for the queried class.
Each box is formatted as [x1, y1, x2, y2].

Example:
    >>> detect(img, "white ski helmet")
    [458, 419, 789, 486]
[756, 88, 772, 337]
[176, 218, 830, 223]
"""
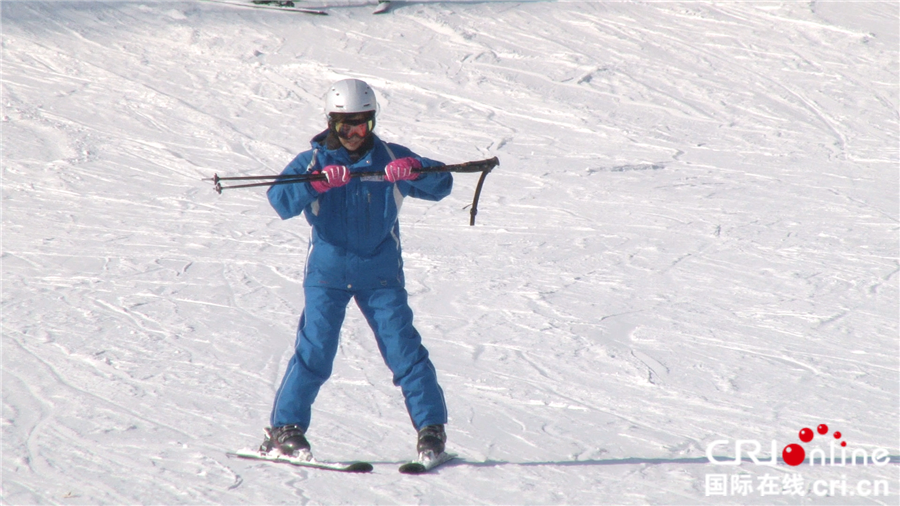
[324, 79, 377, 115]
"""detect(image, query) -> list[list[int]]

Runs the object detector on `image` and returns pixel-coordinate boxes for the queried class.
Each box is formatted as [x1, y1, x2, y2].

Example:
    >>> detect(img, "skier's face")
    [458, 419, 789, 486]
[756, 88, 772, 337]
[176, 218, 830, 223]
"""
[331, 112, 374, 151]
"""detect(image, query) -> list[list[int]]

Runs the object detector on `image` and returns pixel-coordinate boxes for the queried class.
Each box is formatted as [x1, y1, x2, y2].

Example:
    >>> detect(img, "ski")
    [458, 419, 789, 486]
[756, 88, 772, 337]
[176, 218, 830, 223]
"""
[203, 0, 394, 15]
[398, 452, 456, 474]
[228, 449, 373, 473]
[202, 0, 329, 15]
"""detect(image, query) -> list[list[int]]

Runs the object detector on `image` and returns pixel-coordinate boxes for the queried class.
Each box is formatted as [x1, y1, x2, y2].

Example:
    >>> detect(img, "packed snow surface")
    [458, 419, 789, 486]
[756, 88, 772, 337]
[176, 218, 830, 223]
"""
[2, 0, 898, 504]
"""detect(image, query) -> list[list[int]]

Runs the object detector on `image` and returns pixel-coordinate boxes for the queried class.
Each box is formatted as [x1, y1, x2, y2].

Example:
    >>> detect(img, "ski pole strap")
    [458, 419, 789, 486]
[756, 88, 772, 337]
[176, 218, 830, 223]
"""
[469, 167, 491, 226]
[412, 156, 499, 225]
[209, 156, 499, 225]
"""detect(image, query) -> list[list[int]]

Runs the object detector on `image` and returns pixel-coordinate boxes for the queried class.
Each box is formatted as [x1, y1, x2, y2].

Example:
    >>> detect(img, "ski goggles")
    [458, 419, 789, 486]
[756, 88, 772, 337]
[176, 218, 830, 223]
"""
[332, 114, 375, 139]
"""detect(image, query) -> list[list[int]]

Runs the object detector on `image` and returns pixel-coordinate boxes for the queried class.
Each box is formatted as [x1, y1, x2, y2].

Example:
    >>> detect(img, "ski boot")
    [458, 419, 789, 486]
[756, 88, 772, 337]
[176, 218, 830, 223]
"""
[260, 424, 312, 460]
[416, 424, 446, 460]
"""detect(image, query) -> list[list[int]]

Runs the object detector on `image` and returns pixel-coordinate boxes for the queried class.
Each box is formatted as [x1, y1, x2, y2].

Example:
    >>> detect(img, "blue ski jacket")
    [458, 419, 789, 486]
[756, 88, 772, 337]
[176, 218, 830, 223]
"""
[267, 132, 453, 291]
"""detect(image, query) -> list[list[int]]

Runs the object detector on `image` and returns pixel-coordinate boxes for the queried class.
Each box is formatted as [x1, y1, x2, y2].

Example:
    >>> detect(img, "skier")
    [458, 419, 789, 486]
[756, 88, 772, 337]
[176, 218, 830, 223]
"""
[259, 78, 451, 464]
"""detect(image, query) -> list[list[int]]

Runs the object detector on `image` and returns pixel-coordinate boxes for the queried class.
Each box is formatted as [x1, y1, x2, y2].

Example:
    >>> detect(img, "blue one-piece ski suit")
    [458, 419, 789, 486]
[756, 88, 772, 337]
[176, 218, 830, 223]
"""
[266, 131, 452, 432]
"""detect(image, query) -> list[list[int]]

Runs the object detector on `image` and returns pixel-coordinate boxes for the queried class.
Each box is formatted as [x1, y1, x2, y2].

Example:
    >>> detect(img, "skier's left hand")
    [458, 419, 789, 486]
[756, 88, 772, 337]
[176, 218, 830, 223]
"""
[384, 157, 422, 183]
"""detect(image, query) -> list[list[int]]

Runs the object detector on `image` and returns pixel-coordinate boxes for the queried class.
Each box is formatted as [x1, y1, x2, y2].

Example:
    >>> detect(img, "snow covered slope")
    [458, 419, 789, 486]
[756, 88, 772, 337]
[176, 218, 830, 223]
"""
[2, 1, 898, 504]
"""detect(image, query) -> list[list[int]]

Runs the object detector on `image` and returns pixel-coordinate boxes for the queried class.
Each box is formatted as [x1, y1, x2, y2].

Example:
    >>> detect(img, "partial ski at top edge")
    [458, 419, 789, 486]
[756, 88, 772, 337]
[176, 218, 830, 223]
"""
[372, 1, 392, 14]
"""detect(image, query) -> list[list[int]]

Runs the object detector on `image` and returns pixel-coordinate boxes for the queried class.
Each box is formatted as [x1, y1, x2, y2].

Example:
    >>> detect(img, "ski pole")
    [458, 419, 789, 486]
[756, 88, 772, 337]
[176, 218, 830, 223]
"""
[208, 157, 498, 192]
[207, 156, 499, 225]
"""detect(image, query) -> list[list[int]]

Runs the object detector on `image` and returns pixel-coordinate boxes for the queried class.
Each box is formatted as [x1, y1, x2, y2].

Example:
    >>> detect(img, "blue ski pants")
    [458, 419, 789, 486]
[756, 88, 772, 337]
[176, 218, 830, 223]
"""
[270, 286, 448, 432]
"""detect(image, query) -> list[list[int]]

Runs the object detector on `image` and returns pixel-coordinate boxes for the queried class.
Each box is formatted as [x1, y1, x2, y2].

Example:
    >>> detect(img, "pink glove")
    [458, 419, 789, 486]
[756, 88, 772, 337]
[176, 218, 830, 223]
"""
[384, 157, 422, 183]
[310, 165, 350, 193]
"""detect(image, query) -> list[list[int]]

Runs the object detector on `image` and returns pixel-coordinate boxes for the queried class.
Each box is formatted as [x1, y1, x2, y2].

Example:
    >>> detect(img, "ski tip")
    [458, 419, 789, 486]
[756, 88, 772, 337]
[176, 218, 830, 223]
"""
[398, 452, 457, 474]
[398, 462, 427, 474]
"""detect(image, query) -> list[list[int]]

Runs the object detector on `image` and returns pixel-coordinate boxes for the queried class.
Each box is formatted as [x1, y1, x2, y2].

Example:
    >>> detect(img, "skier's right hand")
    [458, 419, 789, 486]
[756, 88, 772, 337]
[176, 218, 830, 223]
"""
[311, 165, 350, 193]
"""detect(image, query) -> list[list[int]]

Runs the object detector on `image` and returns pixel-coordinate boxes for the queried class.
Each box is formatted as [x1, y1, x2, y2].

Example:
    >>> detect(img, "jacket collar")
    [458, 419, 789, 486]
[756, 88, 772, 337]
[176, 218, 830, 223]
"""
[311, 130, 377, 164]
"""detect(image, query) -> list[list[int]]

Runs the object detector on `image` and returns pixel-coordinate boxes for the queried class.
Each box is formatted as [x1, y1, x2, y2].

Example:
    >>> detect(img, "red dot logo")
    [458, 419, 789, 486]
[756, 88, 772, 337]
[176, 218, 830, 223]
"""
[785, 423, 848, 465]
[783, 444, 805, 466]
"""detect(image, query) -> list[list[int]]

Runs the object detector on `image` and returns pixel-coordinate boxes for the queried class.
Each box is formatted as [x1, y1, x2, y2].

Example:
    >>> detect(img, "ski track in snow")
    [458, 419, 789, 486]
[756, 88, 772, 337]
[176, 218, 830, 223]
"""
[2, 0, 898, 504]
